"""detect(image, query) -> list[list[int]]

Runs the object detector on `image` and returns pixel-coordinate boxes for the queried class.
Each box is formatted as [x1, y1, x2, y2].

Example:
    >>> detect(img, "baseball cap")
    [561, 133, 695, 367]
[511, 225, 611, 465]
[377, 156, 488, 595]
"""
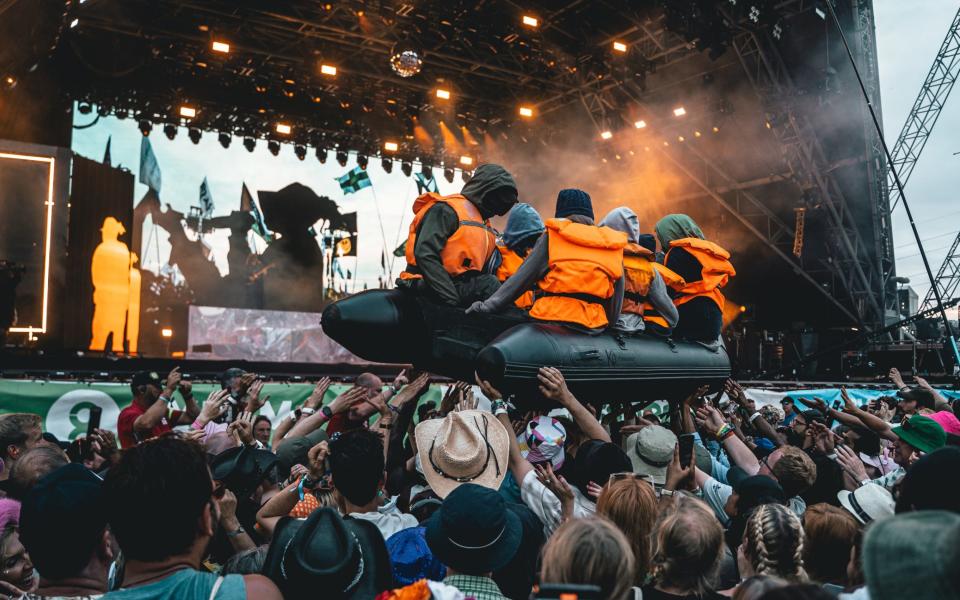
[522, 416, 566, 469]
[928, 410, 960, 436]
[891, 414, 946, 454]
[19, 464, 107, 580]
[733, 475, 786, 508]
[131, 370, 162, 389]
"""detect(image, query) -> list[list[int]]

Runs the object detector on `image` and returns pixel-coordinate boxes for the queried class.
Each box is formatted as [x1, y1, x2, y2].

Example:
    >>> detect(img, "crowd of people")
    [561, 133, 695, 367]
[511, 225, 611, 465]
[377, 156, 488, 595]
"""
[0, 362, 958, 600]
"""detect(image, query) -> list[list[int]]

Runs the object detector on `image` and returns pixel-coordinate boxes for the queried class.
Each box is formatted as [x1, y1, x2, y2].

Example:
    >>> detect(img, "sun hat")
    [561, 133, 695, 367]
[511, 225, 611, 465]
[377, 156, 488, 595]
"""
[625, 425, 676, 484]
[928, 410, 960, 436]
[262, 507, 392, 599]
[837, 483, 895, 525]
[522, 416, 566, 469]
[414, 410, 510, 499]
[863, 511, 960, 600]
[424, 483, 522, 575]
[386, 526, 446, 586]
[891, 414, 946, 454]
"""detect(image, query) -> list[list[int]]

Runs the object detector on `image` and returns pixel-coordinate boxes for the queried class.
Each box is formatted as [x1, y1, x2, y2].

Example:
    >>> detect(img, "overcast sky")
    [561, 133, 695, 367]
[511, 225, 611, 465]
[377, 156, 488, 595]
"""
[71, 1, 960, 314]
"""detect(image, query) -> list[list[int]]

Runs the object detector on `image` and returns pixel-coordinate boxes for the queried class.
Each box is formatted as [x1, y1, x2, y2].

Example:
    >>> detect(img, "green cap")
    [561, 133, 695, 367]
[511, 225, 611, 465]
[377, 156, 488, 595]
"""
[891, 414, 946, 454]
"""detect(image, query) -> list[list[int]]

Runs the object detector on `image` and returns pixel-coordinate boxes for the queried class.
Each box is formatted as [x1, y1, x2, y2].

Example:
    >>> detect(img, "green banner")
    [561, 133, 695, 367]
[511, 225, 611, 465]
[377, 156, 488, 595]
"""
[0, 379, 446, 443]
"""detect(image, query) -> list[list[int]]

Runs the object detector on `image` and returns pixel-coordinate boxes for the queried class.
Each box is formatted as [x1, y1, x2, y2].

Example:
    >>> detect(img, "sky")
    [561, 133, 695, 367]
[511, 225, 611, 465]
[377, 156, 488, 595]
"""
[70, 0, 960, 313]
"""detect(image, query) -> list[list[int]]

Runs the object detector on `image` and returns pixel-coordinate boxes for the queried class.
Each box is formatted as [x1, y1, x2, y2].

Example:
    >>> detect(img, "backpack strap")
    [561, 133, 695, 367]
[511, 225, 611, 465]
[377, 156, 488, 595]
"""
[208, 575, 225, 600]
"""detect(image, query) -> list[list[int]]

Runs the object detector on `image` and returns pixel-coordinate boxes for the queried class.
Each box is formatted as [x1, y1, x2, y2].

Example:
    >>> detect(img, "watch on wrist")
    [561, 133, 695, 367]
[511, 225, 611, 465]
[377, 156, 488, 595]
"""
[321, 405, 334, 419]
[226, 525, 246, 538]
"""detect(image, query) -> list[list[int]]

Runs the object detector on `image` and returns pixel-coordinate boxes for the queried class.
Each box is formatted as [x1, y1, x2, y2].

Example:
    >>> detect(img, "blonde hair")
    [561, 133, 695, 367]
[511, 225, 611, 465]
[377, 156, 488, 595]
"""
[540, 517, 636, 600]
[597, 477, 657, 585]
[742, 504, 808, 582]
[651, 493, 724, 595]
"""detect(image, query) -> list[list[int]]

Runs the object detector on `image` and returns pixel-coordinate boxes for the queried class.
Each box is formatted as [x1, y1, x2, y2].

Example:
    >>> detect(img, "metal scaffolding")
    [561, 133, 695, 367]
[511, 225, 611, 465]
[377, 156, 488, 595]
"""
[922, 231, 960, 311]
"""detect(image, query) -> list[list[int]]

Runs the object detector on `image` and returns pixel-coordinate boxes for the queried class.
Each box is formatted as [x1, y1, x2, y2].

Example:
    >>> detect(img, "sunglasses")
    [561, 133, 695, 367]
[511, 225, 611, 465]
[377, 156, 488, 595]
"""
[609, 472, 655, 484]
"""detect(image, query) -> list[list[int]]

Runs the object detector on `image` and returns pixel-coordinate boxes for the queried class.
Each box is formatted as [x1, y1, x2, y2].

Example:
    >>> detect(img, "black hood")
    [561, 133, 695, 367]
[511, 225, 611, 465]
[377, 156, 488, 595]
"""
[460, 164, 518, 218]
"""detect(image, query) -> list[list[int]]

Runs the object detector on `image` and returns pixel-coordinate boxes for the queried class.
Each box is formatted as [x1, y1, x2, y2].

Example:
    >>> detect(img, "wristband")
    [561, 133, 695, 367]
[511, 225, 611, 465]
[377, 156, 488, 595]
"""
[491, 400, 510, 416]
[321, 405, 333, 419]
[226, 525, 246, 538]
[301, 407, 316, 416]
[748, 412, 763, 423]
[191, 419, 205, 431]
[660, 488, 675, 497]
[159, 394, 173, 405]
[715, 424, 734, 440]
[898, 386, 909, 392]
[388, 404, 401, 416]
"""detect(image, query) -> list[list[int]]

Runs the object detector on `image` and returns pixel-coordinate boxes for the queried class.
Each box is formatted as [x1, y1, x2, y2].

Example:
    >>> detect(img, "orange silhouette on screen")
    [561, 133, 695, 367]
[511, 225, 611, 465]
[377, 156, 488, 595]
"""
[126, 253, 141, 354]
[90, 217, 130, 352]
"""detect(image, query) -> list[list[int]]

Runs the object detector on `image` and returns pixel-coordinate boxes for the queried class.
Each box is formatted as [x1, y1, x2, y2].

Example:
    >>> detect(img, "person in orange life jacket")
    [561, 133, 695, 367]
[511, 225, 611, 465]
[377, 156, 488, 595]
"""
[636, 232, 687, 335]
[492, 203, 545, 310]
[397, 164, 518, 306]
[467, 189, 627, 334]
[598, 207, 678, 334]
[654, 214, 735, 342]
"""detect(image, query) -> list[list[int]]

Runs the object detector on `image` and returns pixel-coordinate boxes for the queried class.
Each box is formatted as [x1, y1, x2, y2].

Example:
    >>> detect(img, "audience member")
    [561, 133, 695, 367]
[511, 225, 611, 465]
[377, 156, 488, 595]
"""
[836, 483, 894, 524]
[0, 497, 35, 598]
[385, 527, 445, 587]
[596, 475, 657, 586]
[540, 517, 636, 600]
[0, 414, 46, 494]
[6, 445, 67, 500]
[116, 368, 199, 448]
[253, 416, 272, 448]
[800, 503, 859, 590]
[894, 445, 960, 513]
[737, 504, 807, 585]
[646, 493, 725, 600]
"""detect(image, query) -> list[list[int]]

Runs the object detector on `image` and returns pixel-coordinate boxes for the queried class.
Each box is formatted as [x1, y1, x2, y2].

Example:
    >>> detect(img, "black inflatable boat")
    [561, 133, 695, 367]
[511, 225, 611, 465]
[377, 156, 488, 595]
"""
[322, 289, 730, 407]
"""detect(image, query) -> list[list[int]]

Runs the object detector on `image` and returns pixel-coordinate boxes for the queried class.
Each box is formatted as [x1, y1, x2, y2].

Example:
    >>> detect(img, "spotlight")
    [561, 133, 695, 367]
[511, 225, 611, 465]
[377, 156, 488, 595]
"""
[188, 128, 201, 144]
[443, 168, 455, 183]
[163, 124, 177, 140]
[218, 132, 231, 148]
[634, 120, 647, 129]
[138, 119, 152, 136]
[315, 147, 328, 163]
[320, 64, 337, 76]
[436, 89, 451, 100]
[459, 155, 473, 166]
[357, 154, 368, 169]
[613, 41, 627, 53]
[421, 164, 433, 181]
[77, 102, 93, 115]
[694, 130, 702, 137]
[268, 140, 280, 156]
[336, 150, 348, 166]
[381, 157, 393, 173]
[115, 108, 129, 120]
[243, 137, 256, 152]
[211, 40, 230, 53]
[275, 123, 292, 135]
[749, 5, 760, 23]
[161, 327, 173, 338]
[384, 141, 399, 152]
[522, 15, 538, 28]
[70, 18, 79, 28]
[389, 41, 424, 78]
[400, 161, 413, 177]
[461, 170, 471, 182]
[712, 126, 720, 133]
[600, 130, 613, 140]
[772, 22, 783, 40]
[673, 107, 686, 117]
[294, 145, 307, 160]
[518, 105, 534, 118]
[179, 105, 197, 118]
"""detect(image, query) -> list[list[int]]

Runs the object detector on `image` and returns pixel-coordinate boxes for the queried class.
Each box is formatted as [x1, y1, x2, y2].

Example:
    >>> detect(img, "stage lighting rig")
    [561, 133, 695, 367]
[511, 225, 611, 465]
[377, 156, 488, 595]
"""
[218, 132, 231, 148]
[188, 128, 202, 144]
[400, 161, 413, 177]
[357, 154, 369, 169]
[336, 150, 348, 166]
[294, 145, 307, 160]
[115, 108, 128, 120]
[316, 146, 328, 163]
[389, 40, 424, 78]
[243, 137, 256, 153]
[381, 157, 393, 173]
[163, 124, 177, 140]
[138, 119, 152, 136]
[268, 140, 281, 156]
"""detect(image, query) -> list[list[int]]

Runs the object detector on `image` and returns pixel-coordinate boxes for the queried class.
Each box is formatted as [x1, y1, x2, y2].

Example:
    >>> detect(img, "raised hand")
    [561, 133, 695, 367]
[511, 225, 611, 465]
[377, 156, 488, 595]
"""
[835, 444, 868, 482]
[537, 367, 573, 405]
[328, 386, 368, 414]
[440, 382, 469, 416]
[305, 377, 332, 409]
[888, 367, 905, 389]
[392, 369, 410, 390]
[695, 403, 726, 433]
[229, 411, 256, 446]
[475, 373, 503, 401]
[664, 442, 694, 491]
[178, 378, 193, 397]
[840, 387, 859, 414]
[586, 481, 605, 500]
[535, 462, 574, 503]
[164, 366, 182, 395]
[798, 396, 829, 414]
[307, 440, 330, 478]
[245, 379, 268, 413]
[200, 388, 231, 423]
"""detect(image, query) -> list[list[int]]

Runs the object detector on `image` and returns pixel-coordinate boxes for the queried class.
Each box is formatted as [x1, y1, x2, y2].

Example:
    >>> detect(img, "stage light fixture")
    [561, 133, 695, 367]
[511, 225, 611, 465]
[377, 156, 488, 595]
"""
[188, 128, 202, 144]
[218, 132, 231, 148]
[211, 40, 230, 53]
[268, 140, 280, 156]
[694, 130, 702, 137]
[436, 88, 451, 100]
[459, 155, 473, 166]
[381, 157, 393, 173]
[138, 120, 152, 136]
[461, 170, 471, 182]
[70, 18, 79, 28]
[600, 130, 613, 140]
[678, 135, 685, 142]
[294, 145, 307, 161]
[275, 123, 292, 135]
[712, 126, 720, 133]
[384, 141, 399, 152]
[522, 15, 538, 27]
[320, 64, 337, 76]
[161, 327, 173, 338]
[443, 168, 455, 183]
[673, 107, 686, 117]
[3, 75, 15, 88]
[357, 154, 369, 169]
[315, 147, 328, 163]
[179, 105, 196, 118]
[613, 41, 627, 53]
[77, 102, 92, 114]
[336, 150, 348, 166]
[634, 120, 647, 129]
[115, 108, 129, 120]
[400, 161, 413, 177]
[163, 124, 177, 140]
[518, 105, 534, 118]
[421, 164, 433, 180]
[390, 41, 424, 78]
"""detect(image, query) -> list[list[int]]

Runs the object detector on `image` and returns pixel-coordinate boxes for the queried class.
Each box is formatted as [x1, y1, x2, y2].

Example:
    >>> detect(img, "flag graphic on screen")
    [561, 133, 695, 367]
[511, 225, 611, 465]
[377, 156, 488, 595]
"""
[334, 212, 358, 257]
[103, 136, 112, 167]
[198, 177, 215, 218]
[240, 183, 272, 242]
[139, 136, 162, 193]
[336, 166, 372, 194]
[414, 171, 438, 195]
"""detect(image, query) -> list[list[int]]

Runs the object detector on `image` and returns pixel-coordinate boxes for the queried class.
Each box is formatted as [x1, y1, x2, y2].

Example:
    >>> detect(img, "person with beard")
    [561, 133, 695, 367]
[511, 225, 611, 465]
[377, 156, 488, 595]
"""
[398, 163, 519, 306]
[117, 369, 199, 448]
[102, 436, 281, 600]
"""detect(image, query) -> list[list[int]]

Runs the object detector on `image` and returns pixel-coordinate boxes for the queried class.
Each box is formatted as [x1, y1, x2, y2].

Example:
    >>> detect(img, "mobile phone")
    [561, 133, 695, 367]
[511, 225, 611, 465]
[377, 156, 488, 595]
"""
[832, 399, 842, 411]
[86, 406, 102, 437]
[535, 583, 603, 600]
[678, 433, 696, 469]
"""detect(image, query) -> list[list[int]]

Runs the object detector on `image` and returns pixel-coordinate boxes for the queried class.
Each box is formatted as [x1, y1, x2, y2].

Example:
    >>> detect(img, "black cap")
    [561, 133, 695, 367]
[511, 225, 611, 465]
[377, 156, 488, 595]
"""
[734, 474, 786, 509]
[220, 367, 246, 387]
[210, 445, 279, 498]
[131, 370, 163, 389]
[19, 464, 107, 580]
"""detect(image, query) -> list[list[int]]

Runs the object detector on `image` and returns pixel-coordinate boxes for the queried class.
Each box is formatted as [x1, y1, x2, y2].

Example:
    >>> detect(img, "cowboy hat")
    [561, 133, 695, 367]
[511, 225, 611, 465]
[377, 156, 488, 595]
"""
[415, 410, 510, 499]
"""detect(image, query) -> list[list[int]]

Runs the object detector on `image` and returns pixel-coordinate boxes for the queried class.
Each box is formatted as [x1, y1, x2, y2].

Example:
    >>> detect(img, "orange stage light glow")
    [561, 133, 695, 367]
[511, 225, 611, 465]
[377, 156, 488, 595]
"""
[211, 40, 230, 53]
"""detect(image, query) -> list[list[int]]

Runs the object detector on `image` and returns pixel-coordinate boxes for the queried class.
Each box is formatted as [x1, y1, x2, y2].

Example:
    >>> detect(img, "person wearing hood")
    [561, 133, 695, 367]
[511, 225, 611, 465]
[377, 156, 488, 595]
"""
[654, 214, 735, 342]
[494, 203, 545, 310]
[398, 163, 519, 306]
[468, 189, 627, 334]
[599, 207, 679, 334]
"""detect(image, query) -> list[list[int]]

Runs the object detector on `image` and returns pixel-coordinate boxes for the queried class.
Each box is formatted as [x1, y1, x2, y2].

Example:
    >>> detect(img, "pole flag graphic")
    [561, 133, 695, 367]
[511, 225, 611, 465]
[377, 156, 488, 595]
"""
[336, 166, 372, 194]
[198, 177, 215, 218]
[139, 136, 162, 193]
[414, 171, 439, 195]
[103, 135, 112, 167]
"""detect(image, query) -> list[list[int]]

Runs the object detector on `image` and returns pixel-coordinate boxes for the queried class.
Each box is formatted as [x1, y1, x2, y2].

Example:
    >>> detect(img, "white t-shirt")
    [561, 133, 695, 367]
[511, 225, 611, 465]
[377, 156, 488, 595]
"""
[350, 496, 418, 540]
[520, 469, 595, 536]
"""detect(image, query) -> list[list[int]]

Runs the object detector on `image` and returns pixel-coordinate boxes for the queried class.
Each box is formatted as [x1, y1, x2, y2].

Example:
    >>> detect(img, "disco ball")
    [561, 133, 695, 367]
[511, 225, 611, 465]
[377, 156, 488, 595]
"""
[390, 43, 423, 78]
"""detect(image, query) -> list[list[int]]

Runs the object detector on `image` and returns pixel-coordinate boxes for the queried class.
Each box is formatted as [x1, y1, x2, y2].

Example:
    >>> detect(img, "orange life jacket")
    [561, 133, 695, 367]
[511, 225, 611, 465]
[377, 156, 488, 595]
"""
[529, 218, 627, 329]
[642, 263, 687, 329]
[400, 193, 496, 281]
[664, 237, 735, 311]
[495, 244, 535, 310]
[622, 243, 657, 316]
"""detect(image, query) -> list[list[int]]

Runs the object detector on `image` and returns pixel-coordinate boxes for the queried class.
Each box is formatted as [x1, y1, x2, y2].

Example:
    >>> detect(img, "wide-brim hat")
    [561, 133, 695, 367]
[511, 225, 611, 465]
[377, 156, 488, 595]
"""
[837, 483, 895, 525]
[262, 508, 392, 600]
[626, 425, 677, 484]
[415, 410, 510, 499]
[891, 415, 946, 454]
[210, 445, 279, 498]
[424, 483, 521, 575]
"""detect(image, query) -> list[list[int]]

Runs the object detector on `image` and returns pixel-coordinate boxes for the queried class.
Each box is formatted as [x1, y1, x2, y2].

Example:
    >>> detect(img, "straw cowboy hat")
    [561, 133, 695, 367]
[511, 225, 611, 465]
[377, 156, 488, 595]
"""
[414, 410, 510, 498]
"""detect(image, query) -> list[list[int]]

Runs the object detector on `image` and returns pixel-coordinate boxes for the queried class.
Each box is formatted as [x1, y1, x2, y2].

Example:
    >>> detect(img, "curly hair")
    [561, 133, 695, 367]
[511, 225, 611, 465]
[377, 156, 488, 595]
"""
[597, 476, 658, 585]
[651, 493, 724, 596]
[742, 504, 808, 582]
[771, 446, 817, 498]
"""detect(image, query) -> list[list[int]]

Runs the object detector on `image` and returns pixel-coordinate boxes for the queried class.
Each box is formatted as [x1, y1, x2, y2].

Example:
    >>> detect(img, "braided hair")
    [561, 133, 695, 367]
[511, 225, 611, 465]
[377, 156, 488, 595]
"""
[742, 504, 808, 583]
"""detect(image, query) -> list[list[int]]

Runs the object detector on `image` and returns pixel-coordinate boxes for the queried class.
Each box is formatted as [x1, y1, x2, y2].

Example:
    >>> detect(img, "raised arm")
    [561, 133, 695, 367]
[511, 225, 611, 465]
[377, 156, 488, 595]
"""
[696, 403, 760, 475]
[285, 386, 367, 439]
[839, 387, 896, 441]
[133, 367, 182, 433]
[726, 379, 786, 446]
[478, 375, 535, 485]
[538, 367, 610, 443]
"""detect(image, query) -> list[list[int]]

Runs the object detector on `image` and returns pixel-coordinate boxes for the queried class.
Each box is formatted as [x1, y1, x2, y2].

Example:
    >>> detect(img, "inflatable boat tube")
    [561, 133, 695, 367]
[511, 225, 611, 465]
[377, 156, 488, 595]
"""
[322, 289, 731, 407]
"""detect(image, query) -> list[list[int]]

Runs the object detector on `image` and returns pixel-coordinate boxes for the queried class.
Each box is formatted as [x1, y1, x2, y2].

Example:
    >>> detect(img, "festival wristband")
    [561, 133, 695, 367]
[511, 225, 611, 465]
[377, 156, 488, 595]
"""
[191, 419, 205, 431]
[748, 412, 763, 423]
[715, 424, 734, 440]
[301, 407, 316, 416]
